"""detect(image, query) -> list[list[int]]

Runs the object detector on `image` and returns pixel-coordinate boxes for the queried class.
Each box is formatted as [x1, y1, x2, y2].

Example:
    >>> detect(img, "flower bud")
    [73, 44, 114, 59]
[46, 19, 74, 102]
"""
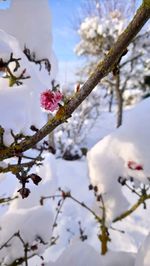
[18, 187, 30, 198]
[29, 174, 42, 185]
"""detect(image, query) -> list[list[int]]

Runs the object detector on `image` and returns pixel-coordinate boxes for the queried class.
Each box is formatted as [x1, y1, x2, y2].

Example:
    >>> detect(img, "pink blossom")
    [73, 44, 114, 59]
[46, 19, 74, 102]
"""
[40, 90, 63, 112]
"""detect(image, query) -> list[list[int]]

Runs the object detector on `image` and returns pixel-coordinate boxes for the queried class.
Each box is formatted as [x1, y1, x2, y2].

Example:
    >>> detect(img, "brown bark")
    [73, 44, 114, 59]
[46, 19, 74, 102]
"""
[47, 113, 55, 153]
[115, 72, 123, 128]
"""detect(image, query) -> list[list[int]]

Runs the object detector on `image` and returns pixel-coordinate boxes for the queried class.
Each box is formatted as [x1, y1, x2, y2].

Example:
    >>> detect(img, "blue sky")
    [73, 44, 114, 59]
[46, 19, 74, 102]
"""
[0, 0, 10, 9]
[49, 0, 82, 62]
[49, 0, 84, 84]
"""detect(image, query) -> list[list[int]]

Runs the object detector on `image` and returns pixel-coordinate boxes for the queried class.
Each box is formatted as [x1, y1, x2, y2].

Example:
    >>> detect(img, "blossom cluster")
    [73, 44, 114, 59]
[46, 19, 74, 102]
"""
[40, 89, 63, 112]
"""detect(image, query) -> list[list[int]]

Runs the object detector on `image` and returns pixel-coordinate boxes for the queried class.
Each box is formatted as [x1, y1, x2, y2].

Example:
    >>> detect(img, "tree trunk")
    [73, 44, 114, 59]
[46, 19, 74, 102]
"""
[108, 90, 114, 113]
[115, 72, 123, 128]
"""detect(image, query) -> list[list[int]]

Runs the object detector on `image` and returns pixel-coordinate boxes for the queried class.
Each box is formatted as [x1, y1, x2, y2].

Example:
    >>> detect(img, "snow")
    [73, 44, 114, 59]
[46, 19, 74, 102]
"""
[1, 124, 150, 264]
[0, 1, 59, 264]
[0, 206, 53, 264]
[0, 0, 57, 79]
[103, 250, 135, 266]
[75, 12, 125, 56]
[0, 153, 58, 265]
[0, 28, 52, 145]
[1, 86, 150, 264]
[51, 241, 104, 266]
[45, 241, 135, 266]
[88, 98, 150, 223]
[0, 1, 58, 145]
[135, 233, 150, 266]
[0, 0, 150, 265]
[0, 40, 12, 61]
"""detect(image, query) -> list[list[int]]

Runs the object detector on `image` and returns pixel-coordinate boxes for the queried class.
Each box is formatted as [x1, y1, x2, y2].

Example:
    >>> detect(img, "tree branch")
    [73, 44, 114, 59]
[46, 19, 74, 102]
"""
[0, 196, 18, 205]
[0, 2, 150, 161]
[113, 194, 150, 223]
[0, 161, 35, 174]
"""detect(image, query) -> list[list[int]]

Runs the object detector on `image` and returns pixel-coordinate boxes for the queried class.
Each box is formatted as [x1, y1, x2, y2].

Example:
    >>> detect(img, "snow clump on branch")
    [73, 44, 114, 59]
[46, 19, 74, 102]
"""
[88, 98, 150, 224]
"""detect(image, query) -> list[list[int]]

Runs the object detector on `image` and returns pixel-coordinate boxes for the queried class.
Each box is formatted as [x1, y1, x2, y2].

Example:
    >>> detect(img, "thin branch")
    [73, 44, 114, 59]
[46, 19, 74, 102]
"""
[0, 195, 18, 205]
[68, 193, 102, 223]
[0, 161, 35, 174]
[52, 198, 65, 233]
[41, 191, 102, 223]
[113, 194, 150, 223]
[0, 232, 19, 251]
[120, 53, 142, 68]
[0, 231, 40, 266]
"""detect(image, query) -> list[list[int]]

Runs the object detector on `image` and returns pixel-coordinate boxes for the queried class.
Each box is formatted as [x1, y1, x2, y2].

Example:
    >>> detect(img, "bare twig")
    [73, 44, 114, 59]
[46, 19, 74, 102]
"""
[41, 190, 102, 223]
[0, 195, 18, 205]
[113, 193, 150, 223]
